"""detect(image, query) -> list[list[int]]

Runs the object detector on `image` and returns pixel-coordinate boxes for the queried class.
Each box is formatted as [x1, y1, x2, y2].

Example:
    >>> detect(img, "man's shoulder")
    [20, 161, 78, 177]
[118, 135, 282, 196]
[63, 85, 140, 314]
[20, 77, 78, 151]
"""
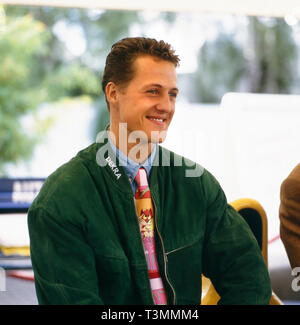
[49, 142, 99, 183]
[157, 145, 222, 192]
[30, 142, 100, 210]
[157, 145, 226, 207]
[158, 145, 207, 179]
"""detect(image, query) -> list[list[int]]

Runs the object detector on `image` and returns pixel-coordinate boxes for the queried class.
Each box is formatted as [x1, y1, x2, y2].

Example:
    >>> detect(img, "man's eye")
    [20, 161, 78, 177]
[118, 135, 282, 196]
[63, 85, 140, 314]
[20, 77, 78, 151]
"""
[147, 89, 158, 94]
[169, 92, 178, 98]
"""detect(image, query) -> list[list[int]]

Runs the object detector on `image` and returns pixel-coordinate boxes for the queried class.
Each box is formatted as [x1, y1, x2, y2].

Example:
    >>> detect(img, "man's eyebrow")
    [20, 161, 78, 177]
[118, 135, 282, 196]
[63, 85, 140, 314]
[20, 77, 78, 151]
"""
[143, 84, 179, 91]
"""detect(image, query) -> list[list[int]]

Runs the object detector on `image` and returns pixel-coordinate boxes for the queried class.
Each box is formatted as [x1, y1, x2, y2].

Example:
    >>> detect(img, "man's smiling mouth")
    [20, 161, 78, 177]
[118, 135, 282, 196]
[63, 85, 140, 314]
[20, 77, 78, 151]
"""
[146, 116, 167, 123]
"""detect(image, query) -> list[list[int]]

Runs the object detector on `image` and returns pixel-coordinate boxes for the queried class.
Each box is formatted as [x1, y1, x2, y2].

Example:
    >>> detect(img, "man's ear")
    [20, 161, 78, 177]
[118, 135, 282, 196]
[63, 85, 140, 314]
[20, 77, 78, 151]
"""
[105, 82, 119, 107]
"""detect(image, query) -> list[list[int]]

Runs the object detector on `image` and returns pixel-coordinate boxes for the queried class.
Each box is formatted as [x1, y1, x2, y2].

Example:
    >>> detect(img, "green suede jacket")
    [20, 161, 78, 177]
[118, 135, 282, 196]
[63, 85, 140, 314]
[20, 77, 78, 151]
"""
[28, 134, 271, 305]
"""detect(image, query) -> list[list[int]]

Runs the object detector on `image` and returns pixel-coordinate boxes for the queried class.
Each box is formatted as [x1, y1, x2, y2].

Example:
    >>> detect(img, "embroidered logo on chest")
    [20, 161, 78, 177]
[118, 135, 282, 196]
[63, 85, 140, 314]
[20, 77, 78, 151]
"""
[106, 156, 122, 180]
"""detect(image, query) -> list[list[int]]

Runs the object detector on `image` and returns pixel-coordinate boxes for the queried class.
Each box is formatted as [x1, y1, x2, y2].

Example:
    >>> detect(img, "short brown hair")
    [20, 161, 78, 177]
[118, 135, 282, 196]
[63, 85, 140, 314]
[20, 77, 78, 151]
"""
[102, 37, 180, 107]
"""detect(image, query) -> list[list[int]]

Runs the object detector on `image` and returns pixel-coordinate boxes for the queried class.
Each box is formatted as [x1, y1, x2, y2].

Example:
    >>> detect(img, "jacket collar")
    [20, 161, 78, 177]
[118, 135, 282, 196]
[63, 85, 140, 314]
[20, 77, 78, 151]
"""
[95, 127, 160, 196]
[107, 129, 157, 182]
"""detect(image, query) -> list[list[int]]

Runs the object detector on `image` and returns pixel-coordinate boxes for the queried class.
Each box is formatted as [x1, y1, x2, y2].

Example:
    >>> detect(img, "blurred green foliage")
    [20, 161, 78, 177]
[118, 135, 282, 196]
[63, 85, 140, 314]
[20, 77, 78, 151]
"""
[193, 17, 298, 102]
[194, 32, 245, 103]
[248, 17, 297, 94]
[45, 64, 100, 100]
[0, 13, 50, 172]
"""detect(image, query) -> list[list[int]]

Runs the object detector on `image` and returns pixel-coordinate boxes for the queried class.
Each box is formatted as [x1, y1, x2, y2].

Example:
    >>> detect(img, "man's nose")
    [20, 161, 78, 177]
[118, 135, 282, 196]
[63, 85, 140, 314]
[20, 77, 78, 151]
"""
[156, 93, 174, 112]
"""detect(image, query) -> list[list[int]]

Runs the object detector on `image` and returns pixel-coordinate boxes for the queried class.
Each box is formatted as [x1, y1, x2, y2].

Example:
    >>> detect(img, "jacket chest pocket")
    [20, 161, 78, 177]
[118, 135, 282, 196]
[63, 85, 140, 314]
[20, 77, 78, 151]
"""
[165, 239, 204, 304]
[94, 253, 133, 303]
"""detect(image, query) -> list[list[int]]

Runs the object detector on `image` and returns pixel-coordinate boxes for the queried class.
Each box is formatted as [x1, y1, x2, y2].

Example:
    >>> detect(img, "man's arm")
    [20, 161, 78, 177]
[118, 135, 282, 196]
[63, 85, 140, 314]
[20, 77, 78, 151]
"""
[201, 171, 272, 305]
[28, 206, 103, 305]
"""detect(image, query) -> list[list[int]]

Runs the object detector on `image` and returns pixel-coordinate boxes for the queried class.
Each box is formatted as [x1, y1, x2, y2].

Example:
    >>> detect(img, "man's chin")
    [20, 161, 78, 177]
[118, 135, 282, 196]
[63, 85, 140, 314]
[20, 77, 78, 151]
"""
[149, 130, 168, 144]
[150, 137, 166, 144]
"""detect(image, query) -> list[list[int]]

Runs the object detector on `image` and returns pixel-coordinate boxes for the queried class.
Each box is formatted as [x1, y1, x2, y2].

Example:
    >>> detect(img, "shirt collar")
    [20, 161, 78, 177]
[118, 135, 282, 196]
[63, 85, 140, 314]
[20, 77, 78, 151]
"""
[107, 130, 157, 181]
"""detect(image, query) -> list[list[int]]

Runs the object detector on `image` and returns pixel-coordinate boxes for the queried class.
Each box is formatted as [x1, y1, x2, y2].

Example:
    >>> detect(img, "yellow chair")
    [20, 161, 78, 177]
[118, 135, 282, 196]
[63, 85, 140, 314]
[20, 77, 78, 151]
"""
[201, 198, 283, 305]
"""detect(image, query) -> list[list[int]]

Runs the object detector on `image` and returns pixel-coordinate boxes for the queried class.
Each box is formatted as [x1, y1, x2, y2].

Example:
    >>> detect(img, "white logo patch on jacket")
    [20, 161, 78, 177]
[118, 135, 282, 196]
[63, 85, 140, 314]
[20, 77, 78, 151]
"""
[106, 156, 121, 180]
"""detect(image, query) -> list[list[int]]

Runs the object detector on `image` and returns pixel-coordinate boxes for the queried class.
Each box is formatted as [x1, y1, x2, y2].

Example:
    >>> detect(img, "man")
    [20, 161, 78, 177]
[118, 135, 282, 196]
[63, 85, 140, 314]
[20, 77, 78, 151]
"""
[280, 163, 300, 269]
[28, 37, 271, 305]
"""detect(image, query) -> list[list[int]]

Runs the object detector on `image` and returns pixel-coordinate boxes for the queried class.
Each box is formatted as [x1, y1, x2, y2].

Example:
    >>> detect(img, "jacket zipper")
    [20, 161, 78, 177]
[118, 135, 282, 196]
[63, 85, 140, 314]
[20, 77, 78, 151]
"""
[152, 196, 176, 305]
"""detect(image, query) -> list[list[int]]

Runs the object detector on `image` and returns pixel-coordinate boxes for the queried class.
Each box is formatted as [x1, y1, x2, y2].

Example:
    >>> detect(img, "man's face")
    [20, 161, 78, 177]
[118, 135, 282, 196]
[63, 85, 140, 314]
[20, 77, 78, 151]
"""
[111, 55, 178, 144]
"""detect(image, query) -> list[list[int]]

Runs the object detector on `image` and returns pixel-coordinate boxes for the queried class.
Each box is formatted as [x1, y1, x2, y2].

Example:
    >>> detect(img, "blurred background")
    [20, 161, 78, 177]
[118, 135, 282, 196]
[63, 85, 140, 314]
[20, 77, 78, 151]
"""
[0, 0, 300, 304]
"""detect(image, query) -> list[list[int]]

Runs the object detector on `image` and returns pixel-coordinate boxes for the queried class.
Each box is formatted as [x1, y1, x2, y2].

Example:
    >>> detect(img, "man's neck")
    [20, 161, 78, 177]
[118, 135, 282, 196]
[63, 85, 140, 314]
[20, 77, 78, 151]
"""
[108, 127, 155, 165]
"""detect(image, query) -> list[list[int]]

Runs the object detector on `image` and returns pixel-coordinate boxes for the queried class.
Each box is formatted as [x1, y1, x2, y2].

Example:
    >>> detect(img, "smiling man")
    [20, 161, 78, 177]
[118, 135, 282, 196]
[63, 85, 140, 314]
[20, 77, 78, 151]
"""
[28, 37, 272, 305]
[104, 41, 178, 163]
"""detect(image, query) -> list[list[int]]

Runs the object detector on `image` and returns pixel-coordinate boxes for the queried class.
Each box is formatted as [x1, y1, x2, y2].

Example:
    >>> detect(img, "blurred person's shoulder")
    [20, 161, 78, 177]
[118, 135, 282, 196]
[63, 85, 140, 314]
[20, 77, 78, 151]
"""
[286, 163, 300, 180]
[281, 163, 300, 198]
